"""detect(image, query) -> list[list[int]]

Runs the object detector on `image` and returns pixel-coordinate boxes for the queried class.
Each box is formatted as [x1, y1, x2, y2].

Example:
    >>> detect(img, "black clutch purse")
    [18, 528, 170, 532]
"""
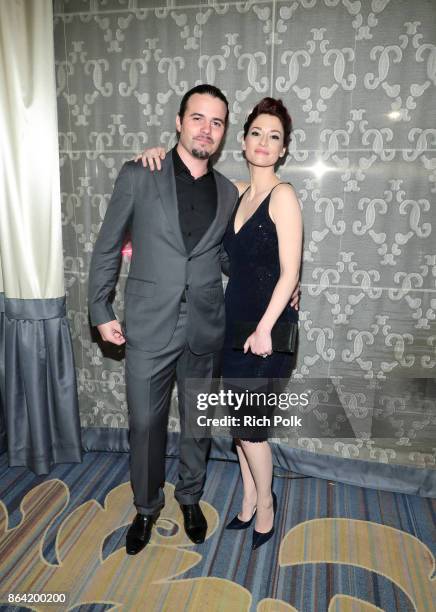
[232, 321, 298, 353]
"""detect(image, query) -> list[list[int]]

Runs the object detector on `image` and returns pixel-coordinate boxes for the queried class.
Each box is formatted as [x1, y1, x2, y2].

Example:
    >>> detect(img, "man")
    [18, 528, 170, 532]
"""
[89, 85, 238, 554]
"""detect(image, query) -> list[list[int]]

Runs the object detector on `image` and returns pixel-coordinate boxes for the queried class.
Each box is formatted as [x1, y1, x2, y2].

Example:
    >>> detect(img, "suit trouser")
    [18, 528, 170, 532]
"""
[125, 302, 218, 515]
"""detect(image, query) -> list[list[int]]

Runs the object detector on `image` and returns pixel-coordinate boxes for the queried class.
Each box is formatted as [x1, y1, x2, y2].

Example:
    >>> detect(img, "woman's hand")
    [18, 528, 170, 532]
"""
[133, 146, 166, 170]
[243, 328, 272, 357]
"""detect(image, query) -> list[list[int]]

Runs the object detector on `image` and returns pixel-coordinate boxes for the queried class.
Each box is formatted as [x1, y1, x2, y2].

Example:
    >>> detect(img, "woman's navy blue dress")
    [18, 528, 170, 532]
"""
[221, 184, 298, 440]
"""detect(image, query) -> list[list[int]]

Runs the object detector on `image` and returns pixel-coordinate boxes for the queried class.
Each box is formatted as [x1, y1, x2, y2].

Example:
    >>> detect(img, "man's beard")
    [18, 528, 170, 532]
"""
[191, 147, 211, 160]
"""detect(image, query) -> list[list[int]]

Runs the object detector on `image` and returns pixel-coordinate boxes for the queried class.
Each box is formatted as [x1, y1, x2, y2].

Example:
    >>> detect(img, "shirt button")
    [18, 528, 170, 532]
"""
[185, 284, 189, 290]
[188, 257, 192, 261]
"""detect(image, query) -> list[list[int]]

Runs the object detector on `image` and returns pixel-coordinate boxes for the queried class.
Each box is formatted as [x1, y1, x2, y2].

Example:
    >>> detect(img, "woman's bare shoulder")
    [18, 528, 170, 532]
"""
[271, 182, 299, 204]
[269, 182, 301, 219]
[232, 180, 250, 196]
[272, 182, 297, 196]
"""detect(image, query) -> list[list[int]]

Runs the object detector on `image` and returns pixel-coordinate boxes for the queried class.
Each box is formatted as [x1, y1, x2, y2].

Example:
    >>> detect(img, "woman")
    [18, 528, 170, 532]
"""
[140, 98, 302, 550]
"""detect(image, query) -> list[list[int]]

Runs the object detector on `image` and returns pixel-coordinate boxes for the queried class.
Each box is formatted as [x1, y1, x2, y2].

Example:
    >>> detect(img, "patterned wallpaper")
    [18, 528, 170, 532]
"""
[53, 0, 436, 465]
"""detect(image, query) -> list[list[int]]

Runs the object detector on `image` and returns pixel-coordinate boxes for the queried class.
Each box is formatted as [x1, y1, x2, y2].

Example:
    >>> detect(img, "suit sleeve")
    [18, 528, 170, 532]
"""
[88, 162, 134, 326]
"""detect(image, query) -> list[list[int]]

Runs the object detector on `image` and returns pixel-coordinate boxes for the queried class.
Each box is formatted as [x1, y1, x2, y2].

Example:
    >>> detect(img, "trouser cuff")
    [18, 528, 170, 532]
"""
[174, 492, 202, 505]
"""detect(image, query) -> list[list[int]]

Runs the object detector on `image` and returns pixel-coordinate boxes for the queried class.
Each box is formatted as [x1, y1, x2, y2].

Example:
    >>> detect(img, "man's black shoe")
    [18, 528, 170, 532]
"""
[125, 512, 160, 555]
[179, 503, 207, 544]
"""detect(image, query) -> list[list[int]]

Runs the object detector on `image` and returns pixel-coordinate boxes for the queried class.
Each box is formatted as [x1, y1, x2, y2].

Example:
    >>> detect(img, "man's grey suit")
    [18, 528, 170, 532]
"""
[88, 155, 238, 514]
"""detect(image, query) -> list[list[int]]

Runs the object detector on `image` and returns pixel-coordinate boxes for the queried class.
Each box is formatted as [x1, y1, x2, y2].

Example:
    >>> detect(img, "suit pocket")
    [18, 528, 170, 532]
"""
[125, 277, 156, 298]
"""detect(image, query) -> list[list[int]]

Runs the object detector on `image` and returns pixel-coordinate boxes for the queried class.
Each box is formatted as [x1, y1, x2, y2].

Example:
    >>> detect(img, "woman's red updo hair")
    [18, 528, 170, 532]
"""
[243, 98, 292, 151]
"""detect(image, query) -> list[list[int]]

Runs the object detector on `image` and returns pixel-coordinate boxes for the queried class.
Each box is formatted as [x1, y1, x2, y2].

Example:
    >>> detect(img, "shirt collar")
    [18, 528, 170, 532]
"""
[172, 146, 213, 178]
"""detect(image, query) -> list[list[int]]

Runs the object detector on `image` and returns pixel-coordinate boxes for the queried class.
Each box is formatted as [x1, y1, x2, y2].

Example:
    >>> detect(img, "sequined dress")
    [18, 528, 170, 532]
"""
[221, 184, 298, 440]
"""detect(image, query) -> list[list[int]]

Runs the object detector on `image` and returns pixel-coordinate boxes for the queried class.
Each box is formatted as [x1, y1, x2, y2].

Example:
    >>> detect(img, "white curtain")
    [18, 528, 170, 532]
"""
[0, 0, 64, 298]
[0, 0, 81, 474]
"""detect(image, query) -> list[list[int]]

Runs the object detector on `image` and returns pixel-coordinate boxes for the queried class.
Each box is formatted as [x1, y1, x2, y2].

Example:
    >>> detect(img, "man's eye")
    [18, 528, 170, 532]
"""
[212, 121, 222, 128]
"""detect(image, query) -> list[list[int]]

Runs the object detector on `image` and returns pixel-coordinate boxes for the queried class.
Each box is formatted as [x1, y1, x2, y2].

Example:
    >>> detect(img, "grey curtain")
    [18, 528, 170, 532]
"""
[0, 0, 81, 474]
[0, 294, 5, 456]
[54, 0, 435, 495]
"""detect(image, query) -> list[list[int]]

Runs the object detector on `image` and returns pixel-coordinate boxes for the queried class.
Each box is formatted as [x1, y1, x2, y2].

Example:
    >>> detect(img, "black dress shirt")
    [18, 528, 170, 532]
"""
[172, 147, 217, 254]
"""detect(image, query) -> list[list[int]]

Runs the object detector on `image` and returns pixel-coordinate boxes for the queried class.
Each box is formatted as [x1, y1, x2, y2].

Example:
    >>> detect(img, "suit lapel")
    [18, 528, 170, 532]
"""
[152, 155, 186, 254]
[191, 170, 229, 256]
[153, 156, 233, 256]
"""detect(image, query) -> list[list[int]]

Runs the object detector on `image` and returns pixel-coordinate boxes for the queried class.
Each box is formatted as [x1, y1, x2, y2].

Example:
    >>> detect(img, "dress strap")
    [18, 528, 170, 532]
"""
[265, 182, 294, 223]
[240, 185, 251, 199]
[234, 184, 250, 215]
[269, 182, 293, 196]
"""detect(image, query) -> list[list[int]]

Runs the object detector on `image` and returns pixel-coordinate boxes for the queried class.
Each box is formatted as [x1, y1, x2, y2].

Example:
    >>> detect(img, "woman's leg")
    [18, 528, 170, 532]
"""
[235, 440, 258, 520]
[239, 439, 274, 532]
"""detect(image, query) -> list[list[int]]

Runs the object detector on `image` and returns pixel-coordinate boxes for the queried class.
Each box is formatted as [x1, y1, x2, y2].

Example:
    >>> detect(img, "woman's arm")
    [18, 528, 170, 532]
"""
[244, 183, 302, 355]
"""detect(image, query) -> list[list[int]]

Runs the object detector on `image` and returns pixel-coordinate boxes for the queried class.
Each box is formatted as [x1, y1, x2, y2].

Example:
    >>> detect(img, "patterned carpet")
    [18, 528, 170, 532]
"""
[0, 451, 434, 612]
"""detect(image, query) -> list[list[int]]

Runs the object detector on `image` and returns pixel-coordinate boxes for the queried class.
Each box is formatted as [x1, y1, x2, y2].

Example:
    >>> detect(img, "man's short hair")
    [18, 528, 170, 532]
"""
[178, 84, 229, 124]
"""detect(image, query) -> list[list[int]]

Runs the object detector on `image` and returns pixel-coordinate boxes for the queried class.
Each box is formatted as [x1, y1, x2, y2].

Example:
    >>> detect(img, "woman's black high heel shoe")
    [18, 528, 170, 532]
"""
[251, 492, 277, 550]
[225, 507, 257, 530]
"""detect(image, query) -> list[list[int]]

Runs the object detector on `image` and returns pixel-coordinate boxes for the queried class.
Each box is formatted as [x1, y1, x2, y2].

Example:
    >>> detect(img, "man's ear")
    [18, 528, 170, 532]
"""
[176, 114, 182, 133]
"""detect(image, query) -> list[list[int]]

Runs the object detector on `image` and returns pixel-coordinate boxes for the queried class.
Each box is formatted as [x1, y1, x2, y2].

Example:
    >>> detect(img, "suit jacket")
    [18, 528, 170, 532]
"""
[88, 156, 238, 354]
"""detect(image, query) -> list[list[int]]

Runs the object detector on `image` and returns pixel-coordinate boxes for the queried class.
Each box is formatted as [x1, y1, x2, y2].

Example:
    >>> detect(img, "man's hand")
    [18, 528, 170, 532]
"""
[133, 147, 166, 171]
[97, 320, 125, 345]
[290, 282, 301, 310]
